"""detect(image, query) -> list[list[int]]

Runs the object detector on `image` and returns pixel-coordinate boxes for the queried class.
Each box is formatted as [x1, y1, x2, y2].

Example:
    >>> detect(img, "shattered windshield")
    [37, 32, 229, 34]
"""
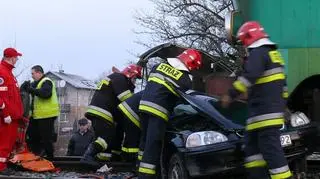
[192, 95, 219, 106]
[173, 104, 198, 116]
[173, 95, 219, 116]
[180, 94, 248, 126]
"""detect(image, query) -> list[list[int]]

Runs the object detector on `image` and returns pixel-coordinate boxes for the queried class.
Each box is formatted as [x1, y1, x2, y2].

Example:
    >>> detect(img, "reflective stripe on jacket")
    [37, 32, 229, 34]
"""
[139, 62, 192, 121]
[85, 73, 135, 123]
[229, 46, 287, 131]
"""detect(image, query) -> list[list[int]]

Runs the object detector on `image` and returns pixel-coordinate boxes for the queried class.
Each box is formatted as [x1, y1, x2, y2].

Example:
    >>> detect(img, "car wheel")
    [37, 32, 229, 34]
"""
[168, 153, 190, 179]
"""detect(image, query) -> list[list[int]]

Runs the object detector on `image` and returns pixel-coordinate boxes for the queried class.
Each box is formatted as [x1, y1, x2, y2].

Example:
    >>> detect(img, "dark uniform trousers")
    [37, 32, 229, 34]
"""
[118, 91, 144, 164]
[83, 72, 135, 163]
[139, 114, 166, 179]
[90, 117, 116, 155]
[109, 111, 125, 156]
[244, 127, 289, 179]
[27, 117, 56, 159]
[229, 46, 292, 179]
[137, 62, 192, 178]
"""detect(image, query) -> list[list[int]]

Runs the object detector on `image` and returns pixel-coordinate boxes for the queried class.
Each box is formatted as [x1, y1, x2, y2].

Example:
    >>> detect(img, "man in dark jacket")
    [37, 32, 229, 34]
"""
[25, 65, 59, 159]
[67, 118, 95, 156]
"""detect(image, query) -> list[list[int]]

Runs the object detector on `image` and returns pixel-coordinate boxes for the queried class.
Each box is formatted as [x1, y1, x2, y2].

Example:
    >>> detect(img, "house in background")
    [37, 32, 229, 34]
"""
[46, 70, 97, 155]
[46, 70, 96, 133]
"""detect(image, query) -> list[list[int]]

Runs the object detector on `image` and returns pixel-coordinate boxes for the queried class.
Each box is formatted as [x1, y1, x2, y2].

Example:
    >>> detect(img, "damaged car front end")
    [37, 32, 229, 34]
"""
[162, 91, 318, 178]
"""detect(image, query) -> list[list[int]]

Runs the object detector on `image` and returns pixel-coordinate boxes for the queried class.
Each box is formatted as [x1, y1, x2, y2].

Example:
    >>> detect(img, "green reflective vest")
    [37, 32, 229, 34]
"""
[32, 77, 60, 119]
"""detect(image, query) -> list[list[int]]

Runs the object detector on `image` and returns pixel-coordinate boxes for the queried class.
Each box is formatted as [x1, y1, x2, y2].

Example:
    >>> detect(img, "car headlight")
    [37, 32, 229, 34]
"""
[290, 112, 310, 127]
[186, 131, 228, 148]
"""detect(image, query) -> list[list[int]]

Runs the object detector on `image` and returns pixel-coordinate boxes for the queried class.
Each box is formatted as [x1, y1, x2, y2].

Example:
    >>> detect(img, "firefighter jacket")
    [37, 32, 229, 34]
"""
[32, 77, 60, 119]
[118, 90, 144, 128]
[0, 60, 23, 121]
[139, 61, 192, 122]
[229, 46, 287, 131]
[85, 72, 135, 124]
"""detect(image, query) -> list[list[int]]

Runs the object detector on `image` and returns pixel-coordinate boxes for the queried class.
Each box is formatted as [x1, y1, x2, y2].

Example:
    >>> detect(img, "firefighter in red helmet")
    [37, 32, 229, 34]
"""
[81, 64, 143, 168]
[0, 48, 24, 174]
[137, 49, 202, 179]
[221, 21, 291, 179]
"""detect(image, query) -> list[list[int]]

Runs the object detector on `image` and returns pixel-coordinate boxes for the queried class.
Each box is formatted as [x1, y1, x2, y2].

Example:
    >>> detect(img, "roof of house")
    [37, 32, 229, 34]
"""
[47, 71, 97, 90]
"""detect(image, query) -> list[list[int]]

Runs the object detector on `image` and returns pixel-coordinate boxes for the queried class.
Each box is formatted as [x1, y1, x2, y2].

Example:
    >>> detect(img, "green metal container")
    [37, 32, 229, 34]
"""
[226, 0, 320, 92]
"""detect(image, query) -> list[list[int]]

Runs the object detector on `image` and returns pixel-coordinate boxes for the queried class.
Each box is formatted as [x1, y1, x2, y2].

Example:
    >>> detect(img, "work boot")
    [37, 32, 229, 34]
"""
[42, 154, 54, 161]
[123, 152, 138, 172]
[80, 143, 102, 169]
[110, 153, 123, 162]
[123, 153, 137, 163]
[111, 150, 124, 162]
[137, 173, 157, 179]
[246, 168, 270, 179]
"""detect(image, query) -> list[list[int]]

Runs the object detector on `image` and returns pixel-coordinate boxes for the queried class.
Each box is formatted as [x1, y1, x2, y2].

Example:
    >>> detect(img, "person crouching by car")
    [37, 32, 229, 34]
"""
[67, 118, 95, 156]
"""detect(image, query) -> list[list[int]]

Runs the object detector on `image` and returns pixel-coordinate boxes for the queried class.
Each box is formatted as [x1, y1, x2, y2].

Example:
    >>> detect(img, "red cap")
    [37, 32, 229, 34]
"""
[3, 48, 22, 58]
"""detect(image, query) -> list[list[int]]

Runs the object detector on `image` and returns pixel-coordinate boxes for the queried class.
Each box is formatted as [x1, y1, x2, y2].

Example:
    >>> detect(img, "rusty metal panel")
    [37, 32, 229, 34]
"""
[205, 74, 247, 100]
[205, 75, 235, 96]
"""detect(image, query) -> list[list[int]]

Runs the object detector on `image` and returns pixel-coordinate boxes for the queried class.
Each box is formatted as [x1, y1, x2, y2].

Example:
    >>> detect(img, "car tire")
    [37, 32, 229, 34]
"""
[168, 153, 190, 179]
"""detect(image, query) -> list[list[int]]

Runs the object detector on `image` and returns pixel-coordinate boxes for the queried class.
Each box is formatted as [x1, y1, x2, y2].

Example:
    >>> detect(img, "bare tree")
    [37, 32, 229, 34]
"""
[94, 69, 113, 84]
[134, 0, 242, 71]
[15, 65, 31, 79]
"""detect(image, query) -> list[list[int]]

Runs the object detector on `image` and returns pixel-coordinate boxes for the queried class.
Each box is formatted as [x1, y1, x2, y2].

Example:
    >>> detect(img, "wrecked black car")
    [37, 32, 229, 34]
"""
[160, 90, 318, 178]
[136, 43, 319, 178]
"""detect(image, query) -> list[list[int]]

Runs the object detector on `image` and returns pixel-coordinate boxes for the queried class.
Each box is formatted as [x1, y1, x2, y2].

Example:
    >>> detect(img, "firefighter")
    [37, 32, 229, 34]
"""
[221, 21, 292, 179]
[81, 64, 142, 167]
[117, 90, 144, 164]
[137, 49, 202, 178]
[0, 48, 24, 173]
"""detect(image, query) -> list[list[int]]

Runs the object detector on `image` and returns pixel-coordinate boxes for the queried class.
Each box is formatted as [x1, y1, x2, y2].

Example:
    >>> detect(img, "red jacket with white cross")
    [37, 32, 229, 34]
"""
[0, 60, 23, 122]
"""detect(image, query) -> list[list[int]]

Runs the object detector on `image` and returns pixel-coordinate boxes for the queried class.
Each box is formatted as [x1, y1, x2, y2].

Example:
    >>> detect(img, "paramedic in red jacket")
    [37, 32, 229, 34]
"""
[0, 48, 23, 173]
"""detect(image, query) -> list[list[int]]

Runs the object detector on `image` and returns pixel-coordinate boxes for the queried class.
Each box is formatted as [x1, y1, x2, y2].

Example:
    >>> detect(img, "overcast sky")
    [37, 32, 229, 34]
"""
[0, 0, 153, 83]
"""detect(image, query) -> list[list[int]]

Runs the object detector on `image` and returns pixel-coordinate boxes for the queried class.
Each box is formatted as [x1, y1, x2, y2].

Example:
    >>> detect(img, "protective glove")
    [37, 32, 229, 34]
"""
[0, 103, 5, 110]
[4, 116, 12, 124]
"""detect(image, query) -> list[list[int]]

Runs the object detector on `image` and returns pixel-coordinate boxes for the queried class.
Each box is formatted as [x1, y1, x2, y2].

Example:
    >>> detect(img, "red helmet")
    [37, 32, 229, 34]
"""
[177, 49, 202, 71]
[237, 21, 269, 47]
[122, 64, 143, 79]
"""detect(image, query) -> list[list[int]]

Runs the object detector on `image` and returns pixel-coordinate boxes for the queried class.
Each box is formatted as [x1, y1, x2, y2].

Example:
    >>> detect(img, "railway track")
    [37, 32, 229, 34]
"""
[0, 156, 136, 179]
[52, 156, 133, 171]
[2, 155, 320, 179]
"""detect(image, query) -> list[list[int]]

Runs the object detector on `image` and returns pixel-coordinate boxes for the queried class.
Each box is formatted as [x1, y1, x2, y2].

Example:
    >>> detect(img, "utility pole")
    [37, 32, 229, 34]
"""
[14, 31, 16, 48]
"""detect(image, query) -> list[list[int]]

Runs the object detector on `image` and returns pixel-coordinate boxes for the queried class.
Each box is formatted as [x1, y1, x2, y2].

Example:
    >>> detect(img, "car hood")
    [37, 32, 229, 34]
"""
[177, 90, 244, 131]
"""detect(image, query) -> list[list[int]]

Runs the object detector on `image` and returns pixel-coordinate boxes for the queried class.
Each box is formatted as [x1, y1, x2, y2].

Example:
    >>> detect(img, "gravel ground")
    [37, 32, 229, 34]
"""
[4, 170, 320, 179]
[4, 154, 320, 179]
[2, 168, 137, 179]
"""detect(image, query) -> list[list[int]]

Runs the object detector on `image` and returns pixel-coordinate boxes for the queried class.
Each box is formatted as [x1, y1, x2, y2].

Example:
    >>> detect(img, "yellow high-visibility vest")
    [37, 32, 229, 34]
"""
[32, 77, 60, 119]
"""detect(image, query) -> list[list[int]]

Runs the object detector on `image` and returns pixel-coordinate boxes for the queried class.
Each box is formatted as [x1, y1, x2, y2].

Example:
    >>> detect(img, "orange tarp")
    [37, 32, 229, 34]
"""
[9, 117, 56, 172]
